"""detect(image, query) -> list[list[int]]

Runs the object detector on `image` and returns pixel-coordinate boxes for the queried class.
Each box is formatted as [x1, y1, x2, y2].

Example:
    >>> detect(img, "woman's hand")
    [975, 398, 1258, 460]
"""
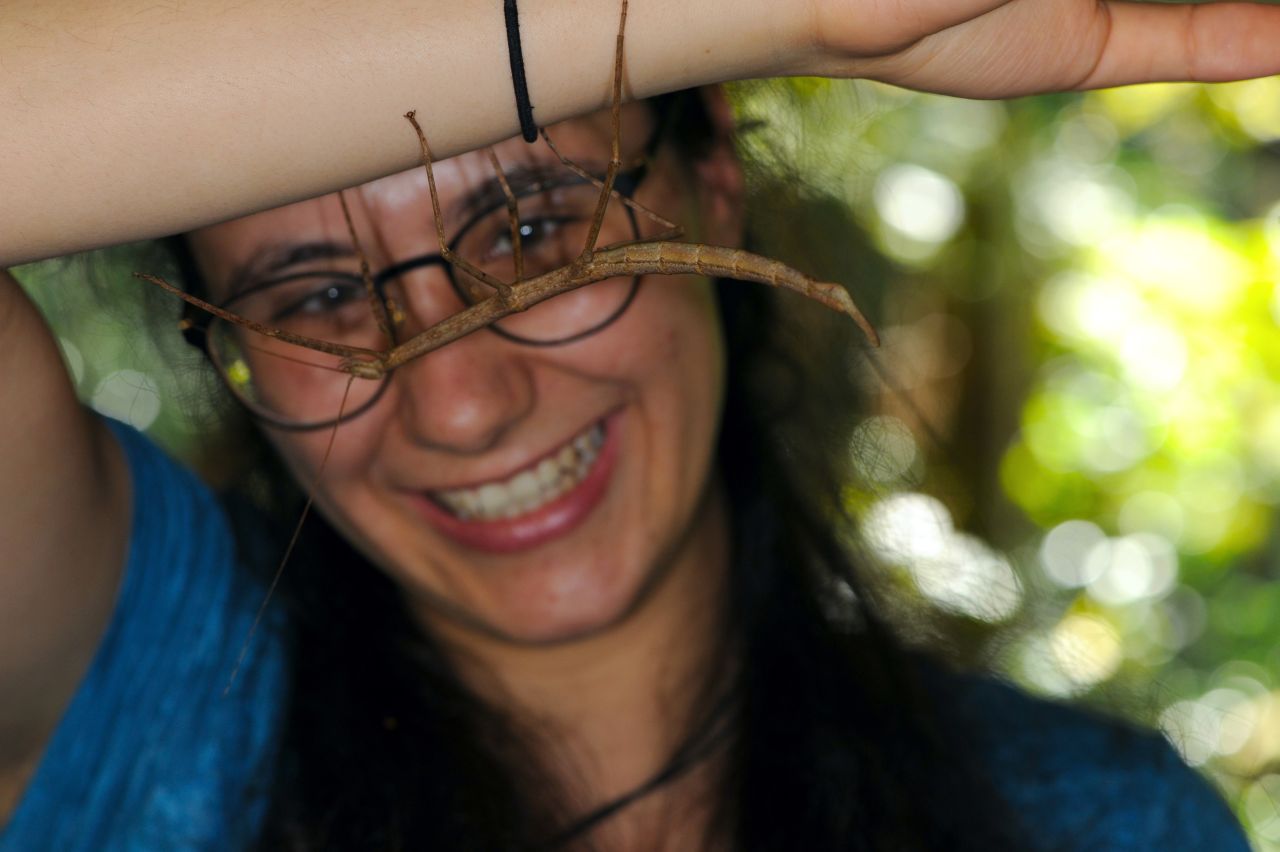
[806, 0, 1280, 96]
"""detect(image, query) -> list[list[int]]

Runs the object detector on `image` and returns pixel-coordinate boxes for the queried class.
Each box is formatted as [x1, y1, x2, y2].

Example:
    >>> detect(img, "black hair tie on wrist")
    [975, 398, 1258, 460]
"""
[504, 0, 538, 143]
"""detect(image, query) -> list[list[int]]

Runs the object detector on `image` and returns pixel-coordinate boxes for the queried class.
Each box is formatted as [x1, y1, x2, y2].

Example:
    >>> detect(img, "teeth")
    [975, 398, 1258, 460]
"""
[477, 483, 506, 516]
[511, 471, 539, 504]
[432, 422, 605, 522]
[536, 457, 560, 487]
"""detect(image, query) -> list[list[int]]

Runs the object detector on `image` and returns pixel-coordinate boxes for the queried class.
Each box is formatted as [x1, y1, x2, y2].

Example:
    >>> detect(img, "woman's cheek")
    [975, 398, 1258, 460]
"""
[266, 412, 388, 519]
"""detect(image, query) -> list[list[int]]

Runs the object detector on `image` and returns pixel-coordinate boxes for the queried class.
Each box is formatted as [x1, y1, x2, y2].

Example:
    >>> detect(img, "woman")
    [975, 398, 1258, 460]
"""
[3, 0, 1279, 848]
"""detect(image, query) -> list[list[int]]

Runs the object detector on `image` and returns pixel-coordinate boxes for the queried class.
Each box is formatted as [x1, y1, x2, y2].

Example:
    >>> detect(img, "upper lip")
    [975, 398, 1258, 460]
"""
[403, 414, 609, 494]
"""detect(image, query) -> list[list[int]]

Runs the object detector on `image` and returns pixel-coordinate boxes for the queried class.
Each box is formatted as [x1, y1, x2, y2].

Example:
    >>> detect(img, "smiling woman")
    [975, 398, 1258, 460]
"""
[4, 0, 1280, 849]
[176, 99, 732, 651]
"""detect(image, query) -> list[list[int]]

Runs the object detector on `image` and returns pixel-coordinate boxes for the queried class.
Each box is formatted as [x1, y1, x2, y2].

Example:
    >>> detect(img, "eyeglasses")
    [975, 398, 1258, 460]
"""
[184, 137, 660, 431]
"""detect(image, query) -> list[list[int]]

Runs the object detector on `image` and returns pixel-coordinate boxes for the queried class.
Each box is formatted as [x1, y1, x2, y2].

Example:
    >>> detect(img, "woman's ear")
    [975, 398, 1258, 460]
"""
[691, 86, 745, 248]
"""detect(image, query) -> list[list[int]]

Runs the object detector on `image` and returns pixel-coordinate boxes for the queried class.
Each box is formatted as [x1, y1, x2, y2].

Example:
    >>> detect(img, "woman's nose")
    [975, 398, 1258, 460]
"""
[391, 325, 536, 455]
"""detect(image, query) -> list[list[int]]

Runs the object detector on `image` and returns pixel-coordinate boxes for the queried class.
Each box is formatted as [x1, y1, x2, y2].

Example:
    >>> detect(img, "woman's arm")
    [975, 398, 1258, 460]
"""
[0, 269, 130, 815]
[5, 0, 1280, 267]
[0, 0, 795, 266]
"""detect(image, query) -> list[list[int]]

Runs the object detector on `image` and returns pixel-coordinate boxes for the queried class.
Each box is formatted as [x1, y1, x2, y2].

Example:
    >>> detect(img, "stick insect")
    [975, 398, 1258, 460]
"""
[137, 0, 877, 377]
[133, 0, 879, 685]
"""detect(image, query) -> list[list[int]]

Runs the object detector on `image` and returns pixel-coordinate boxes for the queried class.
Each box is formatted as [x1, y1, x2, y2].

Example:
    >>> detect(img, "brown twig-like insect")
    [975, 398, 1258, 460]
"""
[135, 0, 877, 379]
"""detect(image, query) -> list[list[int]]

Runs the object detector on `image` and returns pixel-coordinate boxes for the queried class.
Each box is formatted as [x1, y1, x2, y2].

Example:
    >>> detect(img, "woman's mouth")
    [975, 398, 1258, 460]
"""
[410, 412, 621, 554]
[430, 422, 605, 521]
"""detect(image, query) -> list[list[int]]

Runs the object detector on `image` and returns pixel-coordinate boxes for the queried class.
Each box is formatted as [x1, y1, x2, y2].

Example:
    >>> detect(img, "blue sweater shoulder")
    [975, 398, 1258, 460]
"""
[1, 418, 287, 852]
[941, 671, 1247, 851]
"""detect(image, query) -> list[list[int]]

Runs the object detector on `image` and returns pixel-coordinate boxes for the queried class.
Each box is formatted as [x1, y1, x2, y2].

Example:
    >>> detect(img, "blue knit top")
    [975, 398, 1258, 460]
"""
[0, 419, 1249, 850]
[1, 419, 286, 850]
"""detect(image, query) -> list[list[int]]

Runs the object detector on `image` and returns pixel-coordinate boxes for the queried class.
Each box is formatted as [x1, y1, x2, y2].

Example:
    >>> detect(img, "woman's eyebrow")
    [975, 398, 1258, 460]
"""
[227, 240, 356, 298]
[448, 163, 575, 223]
[224, 164, 580, 296]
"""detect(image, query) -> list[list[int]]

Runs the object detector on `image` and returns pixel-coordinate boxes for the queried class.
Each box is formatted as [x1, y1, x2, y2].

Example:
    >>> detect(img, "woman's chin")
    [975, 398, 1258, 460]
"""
[471, 561, 649, 646]
[494, 610, 628, 646]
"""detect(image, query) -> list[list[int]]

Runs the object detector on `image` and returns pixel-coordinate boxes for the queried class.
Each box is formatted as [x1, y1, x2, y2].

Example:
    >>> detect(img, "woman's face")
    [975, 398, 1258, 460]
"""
[188, 100, 743, 644]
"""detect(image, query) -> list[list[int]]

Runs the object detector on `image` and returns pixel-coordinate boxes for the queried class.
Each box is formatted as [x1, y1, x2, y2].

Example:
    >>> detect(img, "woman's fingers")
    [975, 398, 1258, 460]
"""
[813, 0, 1280, 98]
[1080, 1, 1280, 88]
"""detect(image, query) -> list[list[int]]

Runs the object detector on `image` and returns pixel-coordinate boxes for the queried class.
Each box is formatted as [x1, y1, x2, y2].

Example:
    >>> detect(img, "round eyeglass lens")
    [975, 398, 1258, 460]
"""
[207, 274, 390, 427]
[449, 180, 641, 344]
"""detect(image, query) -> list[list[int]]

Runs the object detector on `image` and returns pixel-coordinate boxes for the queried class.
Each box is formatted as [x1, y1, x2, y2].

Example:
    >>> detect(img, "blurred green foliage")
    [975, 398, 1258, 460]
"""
[16, 73, 1280, 845]
[14, 245, 245, 482]
[732, 76, 1280, 846]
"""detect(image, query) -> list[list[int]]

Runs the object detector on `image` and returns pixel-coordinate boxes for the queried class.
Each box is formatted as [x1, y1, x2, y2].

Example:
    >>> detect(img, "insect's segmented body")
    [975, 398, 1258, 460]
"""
[593, 242, 878, 344]
[367, 241, 878, 378]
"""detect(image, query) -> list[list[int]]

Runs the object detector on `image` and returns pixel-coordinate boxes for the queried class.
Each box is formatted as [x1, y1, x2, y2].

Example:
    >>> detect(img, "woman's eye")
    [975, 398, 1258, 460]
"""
[488, 217, 568, 258]
[272, 281, 365, 322]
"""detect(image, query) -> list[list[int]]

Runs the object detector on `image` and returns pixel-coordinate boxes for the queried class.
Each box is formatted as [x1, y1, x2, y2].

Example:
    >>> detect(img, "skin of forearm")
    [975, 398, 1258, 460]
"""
[0, 0, 800, 267]
[0, 269, 130, 781]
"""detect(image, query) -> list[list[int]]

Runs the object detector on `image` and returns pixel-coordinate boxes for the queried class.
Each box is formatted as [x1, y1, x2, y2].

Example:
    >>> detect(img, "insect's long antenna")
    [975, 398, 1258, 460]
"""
[404, 111, 513, 300]
[238, 341, 356, 374]
[539, 127, 679, 237]
[486, 147, 525, 281]
[577, 0, 629, 260]
[223, 378, 355, 695]
[338, 190, 396, 346]
[862, 345, 953, 457]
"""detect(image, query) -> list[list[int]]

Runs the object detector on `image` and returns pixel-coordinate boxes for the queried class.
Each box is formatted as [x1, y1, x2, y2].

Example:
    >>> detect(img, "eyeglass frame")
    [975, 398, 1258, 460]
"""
[181, 112, 670, 431]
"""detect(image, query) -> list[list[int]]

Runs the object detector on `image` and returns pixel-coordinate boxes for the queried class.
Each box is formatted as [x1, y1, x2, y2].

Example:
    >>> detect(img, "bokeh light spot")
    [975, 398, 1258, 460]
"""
[851, 416, 919, 485]
[909, 533, 1022, 623]
[873, 164, 965, 245]
[1040, 520, 1107, 588]
[1084, 533, 1178, 606]
[863, 492, 953, 564]
[1049, 613, 1122, 690]
[90, 369, 162, 431]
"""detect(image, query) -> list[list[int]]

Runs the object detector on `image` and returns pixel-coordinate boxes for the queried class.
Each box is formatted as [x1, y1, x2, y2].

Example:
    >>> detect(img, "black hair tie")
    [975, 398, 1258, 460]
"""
[503, 0, 538, 143]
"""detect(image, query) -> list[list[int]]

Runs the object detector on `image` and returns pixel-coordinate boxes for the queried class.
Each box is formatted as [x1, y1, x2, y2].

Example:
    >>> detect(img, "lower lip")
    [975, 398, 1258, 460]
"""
[410, 411, 622, 554]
